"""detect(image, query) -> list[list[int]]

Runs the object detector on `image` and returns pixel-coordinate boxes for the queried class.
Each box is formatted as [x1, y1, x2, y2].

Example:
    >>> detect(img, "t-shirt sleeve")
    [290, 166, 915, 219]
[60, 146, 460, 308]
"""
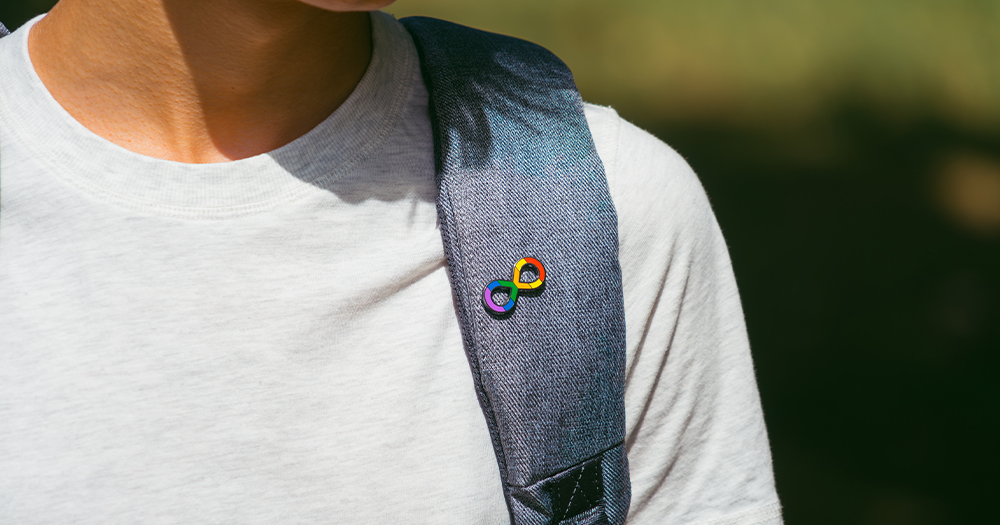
[585, 104, 783, 525]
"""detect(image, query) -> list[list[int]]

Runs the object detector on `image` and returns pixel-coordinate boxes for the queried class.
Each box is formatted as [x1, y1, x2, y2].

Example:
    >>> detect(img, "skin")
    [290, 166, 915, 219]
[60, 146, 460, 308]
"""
[28, 0, 397, 163]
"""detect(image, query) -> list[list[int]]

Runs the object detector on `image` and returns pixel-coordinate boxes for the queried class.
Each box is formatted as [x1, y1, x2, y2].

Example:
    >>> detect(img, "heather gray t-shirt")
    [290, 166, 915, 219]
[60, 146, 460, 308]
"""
[0, 12, 781, 525]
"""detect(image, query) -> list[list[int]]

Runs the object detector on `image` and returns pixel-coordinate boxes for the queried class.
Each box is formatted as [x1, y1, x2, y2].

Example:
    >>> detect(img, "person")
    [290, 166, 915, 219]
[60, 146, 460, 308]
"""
[0, 0, 782, 523]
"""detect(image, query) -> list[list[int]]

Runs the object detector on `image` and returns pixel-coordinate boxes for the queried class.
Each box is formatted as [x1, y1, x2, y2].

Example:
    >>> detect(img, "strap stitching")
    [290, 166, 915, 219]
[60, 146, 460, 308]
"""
[562, 464, 587, 519]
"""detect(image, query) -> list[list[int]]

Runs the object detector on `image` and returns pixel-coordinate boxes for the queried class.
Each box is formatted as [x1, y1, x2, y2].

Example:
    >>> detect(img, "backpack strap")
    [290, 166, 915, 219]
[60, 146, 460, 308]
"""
[400, 17, 629, 525]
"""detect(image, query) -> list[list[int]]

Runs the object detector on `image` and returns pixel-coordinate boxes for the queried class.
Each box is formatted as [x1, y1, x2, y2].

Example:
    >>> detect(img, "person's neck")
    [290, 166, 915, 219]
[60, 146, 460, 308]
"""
[29, 0, 373, 163]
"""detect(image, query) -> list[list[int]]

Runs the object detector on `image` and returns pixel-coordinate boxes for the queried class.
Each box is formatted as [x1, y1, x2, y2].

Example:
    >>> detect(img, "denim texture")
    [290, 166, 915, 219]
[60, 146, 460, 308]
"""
[401, 17, 630, 525]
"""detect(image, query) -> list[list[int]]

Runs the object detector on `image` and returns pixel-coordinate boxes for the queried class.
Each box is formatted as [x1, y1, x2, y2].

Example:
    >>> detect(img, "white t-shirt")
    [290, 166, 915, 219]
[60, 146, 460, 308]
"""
[0, 11, 781, 525]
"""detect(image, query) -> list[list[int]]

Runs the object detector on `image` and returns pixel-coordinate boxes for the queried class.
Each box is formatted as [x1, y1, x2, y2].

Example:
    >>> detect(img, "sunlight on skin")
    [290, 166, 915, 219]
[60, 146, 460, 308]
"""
[27, 0, 398, 163]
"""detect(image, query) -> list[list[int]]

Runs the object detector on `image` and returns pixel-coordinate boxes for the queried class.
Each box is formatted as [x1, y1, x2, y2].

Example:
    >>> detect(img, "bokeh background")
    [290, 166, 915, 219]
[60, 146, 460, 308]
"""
[2, 1, 998, 523]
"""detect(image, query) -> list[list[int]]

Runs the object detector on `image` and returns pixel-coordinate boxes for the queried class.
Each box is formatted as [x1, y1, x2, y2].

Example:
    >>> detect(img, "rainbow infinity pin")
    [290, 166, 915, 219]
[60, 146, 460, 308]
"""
[483, 257, 546, 316]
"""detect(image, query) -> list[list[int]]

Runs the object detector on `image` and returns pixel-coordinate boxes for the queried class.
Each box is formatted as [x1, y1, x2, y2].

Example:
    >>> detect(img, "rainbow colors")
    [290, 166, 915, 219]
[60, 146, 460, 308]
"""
[483, 257, 546, 315]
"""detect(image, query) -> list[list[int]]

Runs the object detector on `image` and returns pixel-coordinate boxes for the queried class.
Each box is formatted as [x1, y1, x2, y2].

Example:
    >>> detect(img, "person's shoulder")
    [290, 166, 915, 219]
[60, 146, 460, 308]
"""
[0, 18, 20, 62]
[584, 103, 718, 254]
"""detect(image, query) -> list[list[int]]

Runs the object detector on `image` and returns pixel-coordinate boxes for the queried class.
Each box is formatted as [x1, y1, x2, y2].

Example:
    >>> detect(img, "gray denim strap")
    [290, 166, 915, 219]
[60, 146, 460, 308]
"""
[401, 17, 629, 525]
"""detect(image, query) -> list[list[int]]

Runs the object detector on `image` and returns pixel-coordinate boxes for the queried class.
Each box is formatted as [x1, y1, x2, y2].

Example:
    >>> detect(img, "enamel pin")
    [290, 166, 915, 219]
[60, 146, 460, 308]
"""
[483, 257, 546, 317]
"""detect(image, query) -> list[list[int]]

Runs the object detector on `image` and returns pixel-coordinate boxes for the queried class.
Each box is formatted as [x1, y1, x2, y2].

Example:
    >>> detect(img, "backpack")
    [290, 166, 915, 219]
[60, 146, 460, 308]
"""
[0, 16, 630, 525]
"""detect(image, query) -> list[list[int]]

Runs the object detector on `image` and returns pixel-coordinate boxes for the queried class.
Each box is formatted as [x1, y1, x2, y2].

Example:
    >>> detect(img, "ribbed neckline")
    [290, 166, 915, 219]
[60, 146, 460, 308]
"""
[0, 11, 416, 219]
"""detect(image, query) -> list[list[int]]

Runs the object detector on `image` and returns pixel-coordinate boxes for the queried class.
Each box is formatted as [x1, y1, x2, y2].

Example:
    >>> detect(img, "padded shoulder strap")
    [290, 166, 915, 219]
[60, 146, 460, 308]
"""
[401, 17, 629, 525]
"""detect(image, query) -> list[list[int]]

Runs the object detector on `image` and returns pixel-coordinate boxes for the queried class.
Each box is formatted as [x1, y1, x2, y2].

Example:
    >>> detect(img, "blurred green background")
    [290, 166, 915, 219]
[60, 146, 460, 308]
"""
[2, 1, 998, 523]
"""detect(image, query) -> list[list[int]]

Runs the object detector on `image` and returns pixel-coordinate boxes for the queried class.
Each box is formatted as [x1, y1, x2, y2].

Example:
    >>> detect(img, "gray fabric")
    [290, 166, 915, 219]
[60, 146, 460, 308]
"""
[1, 20, 6, 236]
[402, 17, 629, 525]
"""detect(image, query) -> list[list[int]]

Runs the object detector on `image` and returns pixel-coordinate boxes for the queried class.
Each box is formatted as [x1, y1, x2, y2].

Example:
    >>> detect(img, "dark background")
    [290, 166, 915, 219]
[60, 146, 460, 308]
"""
[3, 1, 998, 523]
